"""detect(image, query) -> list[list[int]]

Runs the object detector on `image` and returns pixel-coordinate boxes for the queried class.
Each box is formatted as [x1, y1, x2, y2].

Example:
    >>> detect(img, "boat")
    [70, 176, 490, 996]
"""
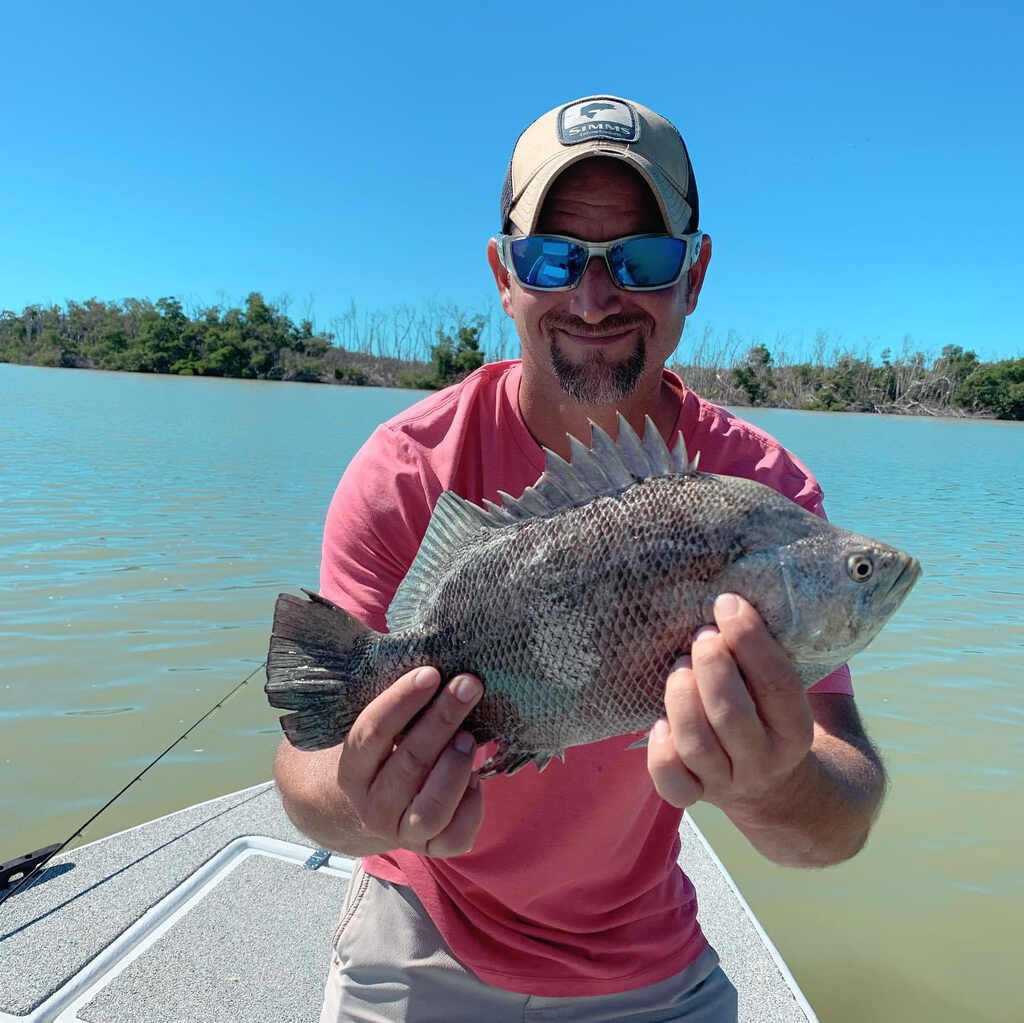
[1, 782, 819, 1022]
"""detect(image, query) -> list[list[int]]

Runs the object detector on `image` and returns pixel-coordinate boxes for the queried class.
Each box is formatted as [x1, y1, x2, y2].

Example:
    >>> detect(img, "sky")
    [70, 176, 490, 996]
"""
[2, 1, 1021, 363]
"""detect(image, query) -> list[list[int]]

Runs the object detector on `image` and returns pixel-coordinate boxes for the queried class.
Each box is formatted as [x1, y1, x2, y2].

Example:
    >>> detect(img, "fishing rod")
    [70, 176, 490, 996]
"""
[0, 661, 266, 912]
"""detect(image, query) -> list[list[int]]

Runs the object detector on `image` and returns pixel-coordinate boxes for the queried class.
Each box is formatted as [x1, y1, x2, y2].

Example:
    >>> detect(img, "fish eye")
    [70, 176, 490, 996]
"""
[847, 554, 874, 581]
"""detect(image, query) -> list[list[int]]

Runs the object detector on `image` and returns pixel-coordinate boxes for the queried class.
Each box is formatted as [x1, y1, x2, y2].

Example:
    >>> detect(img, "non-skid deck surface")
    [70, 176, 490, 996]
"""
[1, 782, 815, 1022]
[0, 783, 313, 1017]
[78, 856, 337, 1023]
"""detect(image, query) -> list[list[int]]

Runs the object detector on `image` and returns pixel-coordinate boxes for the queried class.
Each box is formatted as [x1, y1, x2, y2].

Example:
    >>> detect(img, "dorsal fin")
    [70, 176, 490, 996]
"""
[503, 414, 698, 518]
[385, 415, 701, 632]
[386, 491, 511, 632]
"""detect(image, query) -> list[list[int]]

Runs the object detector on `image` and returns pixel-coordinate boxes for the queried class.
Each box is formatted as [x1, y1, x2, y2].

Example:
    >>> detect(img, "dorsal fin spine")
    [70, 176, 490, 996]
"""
[670, 431, 690, 472]
[642, 416, 674, 474]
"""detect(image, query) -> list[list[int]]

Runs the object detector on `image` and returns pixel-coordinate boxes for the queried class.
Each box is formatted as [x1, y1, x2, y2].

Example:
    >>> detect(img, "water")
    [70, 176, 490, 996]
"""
[2, 363, 1022, 1021]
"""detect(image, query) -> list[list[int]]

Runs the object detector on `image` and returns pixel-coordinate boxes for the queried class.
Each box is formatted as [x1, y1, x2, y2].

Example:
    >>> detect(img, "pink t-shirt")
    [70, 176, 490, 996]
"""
[320, 360, 852, 997]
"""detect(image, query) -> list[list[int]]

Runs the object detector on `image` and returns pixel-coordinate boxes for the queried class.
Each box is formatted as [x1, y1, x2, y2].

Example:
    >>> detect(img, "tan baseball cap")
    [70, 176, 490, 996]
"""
[500, 95, 699, 237]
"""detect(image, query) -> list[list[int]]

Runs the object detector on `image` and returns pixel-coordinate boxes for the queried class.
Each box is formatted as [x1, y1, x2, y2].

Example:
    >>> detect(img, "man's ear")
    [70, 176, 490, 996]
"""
[487, 238, 515, 317]
[685, 234, 712, 316]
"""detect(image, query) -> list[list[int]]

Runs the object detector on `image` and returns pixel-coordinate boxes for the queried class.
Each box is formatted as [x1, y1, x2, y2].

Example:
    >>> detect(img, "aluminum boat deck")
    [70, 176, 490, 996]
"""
[1, 782, 818, 1022]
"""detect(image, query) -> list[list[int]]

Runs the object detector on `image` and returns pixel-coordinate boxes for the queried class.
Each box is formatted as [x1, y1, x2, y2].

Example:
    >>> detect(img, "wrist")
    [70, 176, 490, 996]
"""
[274, 740, 396, 857]
[718, 753, 818, 831]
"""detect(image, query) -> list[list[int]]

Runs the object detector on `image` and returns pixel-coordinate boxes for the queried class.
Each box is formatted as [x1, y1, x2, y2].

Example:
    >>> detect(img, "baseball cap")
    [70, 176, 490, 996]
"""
[500, 95, 699, 237]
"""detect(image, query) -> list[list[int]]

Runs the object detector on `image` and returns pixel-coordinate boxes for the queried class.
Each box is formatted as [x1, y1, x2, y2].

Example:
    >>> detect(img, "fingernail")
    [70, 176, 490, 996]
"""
[454, 731, 475, 754]
[693, 625, 718, 644]
[671, 654, 693, 672]
[414, 667, 439, 689]
[714, 593, 740, 619]
[651, 719, 671, 743]
[450, 675, 482, 703]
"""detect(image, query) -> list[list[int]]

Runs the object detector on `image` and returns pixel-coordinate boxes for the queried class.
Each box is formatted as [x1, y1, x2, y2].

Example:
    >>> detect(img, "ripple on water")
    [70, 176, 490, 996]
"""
[949, 881, 995, 895]
[980, 706, 1024, 725]
[62, 705, 138, 718]
[0, 705, 63, 721]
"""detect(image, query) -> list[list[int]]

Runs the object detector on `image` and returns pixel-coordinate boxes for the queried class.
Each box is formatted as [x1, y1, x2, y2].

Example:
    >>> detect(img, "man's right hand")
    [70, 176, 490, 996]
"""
[274, 666, 485, 859]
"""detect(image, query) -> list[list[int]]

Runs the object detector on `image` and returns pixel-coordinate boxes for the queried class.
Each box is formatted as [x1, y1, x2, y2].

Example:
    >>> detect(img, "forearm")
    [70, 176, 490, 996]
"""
[273, 740, 394, 857]
[722, 727, 887, 868]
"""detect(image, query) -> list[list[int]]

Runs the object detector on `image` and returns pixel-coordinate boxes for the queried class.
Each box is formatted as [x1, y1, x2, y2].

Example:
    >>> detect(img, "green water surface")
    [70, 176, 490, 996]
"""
[2, 364, 1021, 1022]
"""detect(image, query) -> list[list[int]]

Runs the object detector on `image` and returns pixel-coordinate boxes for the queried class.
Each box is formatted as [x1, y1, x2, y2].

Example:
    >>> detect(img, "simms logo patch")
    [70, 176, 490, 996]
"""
[558, 99, 639, 145]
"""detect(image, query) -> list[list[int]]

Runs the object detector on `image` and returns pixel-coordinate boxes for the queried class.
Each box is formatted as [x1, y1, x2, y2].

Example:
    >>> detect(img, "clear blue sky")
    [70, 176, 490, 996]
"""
[3, 1, 1021, 362]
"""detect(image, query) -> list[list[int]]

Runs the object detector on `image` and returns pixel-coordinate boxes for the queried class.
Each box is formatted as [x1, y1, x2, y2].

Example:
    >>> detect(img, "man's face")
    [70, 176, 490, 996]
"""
[490, 157, 703, 406]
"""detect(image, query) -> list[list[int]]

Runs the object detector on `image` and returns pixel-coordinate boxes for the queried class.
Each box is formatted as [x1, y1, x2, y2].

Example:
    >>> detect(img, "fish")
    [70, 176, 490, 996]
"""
[580, 102, 617, 119]
[265, 415, 921, 777]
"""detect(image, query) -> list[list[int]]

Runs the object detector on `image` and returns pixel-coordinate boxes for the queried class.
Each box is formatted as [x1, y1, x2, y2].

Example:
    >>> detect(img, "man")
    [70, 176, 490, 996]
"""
[274, 95, 886, 1022]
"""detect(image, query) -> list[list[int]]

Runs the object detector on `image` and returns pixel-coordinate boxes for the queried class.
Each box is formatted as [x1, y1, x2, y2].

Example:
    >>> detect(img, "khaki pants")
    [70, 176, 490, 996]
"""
[321, 862, 738, 1023]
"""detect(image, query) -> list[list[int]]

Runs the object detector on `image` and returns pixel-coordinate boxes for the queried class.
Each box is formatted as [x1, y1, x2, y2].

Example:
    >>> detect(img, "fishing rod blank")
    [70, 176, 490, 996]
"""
[0, 662, 265, 912]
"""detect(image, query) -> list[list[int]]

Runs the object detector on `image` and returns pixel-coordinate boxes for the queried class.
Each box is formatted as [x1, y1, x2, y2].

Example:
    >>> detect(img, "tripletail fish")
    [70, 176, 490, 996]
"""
[265, 416, 920, 776]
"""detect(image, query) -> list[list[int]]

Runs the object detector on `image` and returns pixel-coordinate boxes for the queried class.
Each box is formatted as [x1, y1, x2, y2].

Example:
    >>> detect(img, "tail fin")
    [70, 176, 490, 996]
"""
[265, 590, 375, 751]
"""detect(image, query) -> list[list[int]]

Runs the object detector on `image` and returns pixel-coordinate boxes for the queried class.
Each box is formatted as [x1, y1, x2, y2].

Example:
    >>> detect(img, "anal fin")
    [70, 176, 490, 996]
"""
[624, 730, 651, 750]
[478, 745, 564, 778]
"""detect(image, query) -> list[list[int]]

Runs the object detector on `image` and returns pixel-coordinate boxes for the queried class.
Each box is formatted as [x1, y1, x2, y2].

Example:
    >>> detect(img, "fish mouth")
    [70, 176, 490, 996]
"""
[885, 555, 922, 607]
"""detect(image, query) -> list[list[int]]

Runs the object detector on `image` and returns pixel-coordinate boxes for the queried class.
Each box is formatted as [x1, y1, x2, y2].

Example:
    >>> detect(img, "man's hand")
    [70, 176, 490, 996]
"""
[339, 666, 484, 857]
[275, 665, 485, 859]
[647, 592, 814, 811]
[646, 592, 885, 867]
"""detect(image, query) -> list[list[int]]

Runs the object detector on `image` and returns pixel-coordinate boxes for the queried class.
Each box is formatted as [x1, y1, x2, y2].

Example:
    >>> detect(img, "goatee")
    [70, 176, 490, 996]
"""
[544, 314, 649, 405]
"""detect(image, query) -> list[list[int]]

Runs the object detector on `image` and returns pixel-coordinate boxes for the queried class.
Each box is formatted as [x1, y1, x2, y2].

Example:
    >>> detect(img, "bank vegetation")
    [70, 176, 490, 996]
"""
[2, 293, 1021, 420]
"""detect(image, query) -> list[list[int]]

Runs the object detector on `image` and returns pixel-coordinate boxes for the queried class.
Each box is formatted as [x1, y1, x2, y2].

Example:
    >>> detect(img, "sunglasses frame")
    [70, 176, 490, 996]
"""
[495, 231, 704, 292]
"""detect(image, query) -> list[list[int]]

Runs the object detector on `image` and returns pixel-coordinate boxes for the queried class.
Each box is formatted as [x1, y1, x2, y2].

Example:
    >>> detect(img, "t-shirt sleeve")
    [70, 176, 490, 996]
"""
[319, 426, 433, 633]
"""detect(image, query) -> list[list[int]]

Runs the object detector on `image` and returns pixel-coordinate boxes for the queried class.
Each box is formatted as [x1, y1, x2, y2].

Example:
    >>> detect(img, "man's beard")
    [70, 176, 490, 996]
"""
[543, 313, 650, 405]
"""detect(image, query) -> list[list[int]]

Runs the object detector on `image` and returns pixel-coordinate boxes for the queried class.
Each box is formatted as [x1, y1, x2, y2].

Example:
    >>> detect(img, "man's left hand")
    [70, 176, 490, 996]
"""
[647, 592, 815, 812]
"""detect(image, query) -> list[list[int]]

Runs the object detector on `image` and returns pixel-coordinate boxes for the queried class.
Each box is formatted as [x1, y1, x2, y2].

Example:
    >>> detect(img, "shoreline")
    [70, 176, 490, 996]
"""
[2, 358, 1007, 422]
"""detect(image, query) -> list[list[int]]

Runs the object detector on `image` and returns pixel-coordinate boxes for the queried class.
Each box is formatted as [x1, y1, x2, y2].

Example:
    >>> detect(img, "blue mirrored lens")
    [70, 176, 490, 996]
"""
[608, 237, 686, 287]
[509, 236, 688, 289]
[509, 237, 587, 288]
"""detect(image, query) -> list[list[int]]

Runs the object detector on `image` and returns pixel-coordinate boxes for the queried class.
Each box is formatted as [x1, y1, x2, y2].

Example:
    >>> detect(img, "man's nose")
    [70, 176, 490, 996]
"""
[567, 256, 623, 323]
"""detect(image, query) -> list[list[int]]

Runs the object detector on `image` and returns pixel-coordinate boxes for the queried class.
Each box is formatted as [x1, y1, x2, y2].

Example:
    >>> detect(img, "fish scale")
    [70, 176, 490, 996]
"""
[266, 415, 920, 777]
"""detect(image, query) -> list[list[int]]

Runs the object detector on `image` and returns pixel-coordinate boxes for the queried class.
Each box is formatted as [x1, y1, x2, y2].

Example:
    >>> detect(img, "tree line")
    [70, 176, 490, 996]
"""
[675, 326, 1023, 420]
[0, 293, 491, 391]
[1, 294, 1021, 419]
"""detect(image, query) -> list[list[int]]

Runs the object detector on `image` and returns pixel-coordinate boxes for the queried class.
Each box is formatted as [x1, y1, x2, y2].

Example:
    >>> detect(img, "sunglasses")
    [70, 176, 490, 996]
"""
[496, 232, 703, 292]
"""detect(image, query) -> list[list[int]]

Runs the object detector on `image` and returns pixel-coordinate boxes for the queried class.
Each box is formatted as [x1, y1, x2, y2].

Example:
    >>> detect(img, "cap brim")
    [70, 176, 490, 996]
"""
[507, 145, 693, 237]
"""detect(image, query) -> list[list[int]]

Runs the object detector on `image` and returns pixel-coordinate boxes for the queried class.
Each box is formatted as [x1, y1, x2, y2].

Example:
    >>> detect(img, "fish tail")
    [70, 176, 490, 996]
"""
[265, 590, 376, 751]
